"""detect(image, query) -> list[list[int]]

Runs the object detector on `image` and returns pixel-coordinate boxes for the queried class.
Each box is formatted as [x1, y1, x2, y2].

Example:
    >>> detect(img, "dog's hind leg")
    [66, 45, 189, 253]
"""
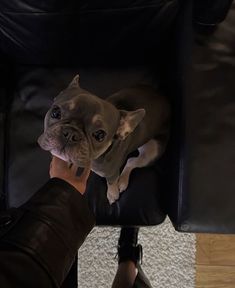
[106, 175, 120, 205]
[118, 139, 162, 193]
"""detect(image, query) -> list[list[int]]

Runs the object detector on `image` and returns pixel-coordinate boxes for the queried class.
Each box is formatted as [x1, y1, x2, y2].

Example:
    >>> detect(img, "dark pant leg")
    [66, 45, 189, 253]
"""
[61, 255, 78, 288]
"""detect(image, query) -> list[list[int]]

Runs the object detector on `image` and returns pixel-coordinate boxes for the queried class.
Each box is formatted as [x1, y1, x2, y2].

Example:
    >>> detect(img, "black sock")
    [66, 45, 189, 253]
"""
[118, 227, 139, 247]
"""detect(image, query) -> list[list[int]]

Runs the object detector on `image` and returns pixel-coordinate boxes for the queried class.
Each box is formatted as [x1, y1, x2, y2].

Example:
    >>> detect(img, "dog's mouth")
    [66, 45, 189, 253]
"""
[38, 129, 91, 166]
[50, 143, 91, 166]
[50, 147, 91, 166]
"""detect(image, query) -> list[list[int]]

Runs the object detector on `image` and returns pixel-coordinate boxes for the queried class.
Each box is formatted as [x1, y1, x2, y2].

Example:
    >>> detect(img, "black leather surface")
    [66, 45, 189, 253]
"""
[6, 67, 166, 226]
[0, 0, 181, 227]
[0, 104, 5, 211]
[1, 0, 235, 232]
[0, 0, 181, 226]
[0, 0, 178, 65]
[0, 61, 13, 211]
[1, 2, 234, 288]
[194, 0, 233, 25]
[167, 2, 235, 233]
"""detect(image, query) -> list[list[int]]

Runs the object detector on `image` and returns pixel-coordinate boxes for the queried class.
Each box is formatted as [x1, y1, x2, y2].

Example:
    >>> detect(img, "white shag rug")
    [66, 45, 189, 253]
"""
[78, 217, 196, 288]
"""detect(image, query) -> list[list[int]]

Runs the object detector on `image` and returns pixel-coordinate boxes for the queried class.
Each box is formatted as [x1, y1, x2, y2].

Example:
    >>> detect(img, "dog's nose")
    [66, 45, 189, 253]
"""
[62, 128, 79, 143]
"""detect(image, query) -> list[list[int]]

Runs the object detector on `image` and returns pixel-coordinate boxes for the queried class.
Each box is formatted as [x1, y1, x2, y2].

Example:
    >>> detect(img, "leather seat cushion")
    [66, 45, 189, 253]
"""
[6, 67, 167, 226]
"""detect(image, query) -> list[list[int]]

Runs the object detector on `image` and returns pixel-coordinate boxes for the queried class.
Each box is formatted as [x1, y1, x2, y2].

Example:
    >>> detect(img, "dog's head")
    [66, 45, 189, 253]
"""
[38, 75, 145, 166]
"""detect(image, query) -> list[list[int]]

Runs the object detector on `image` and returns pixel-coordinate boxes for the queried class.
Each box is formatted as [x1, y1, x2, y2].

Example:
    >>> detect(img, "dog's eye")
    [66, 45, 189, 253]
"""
[92, 130, 106, 142]
[51, 106, 61, 119]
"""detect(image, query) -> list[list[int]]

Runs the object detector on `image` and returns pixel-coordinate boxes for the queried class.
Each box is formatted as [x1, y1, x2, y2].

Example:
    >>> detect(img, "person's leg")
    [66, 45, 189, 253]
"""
[111, 227, 153, 288]
[112, 260, 138, 288]
[133, 264, 153, 288]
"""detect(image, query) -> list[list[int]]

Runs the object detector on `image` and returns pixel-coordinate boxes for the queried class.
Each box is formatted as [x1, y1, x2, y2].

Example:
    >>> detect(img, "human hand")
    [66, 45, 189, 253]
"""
[50, 156, 91, 194]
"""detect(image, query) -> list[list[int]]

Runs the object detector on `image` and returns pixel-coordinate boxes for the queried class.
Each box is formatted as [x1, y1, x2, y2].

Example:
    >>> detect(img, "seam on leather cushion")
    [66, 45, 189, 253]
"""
[1, 0, 177, 14]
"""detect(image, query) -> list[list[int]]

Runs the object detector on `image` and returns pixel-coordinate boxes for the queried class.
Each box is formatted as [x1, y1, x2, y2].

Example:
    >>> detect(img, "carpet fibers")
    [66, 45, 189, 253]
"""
[78, 217, 196, 288]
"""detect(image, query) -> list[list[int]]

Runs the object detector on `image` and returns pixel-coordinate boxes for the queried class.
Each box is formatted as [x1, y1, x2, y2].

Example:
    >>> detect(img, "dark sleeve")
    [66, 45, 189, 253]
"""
[0, 178, 95, 288]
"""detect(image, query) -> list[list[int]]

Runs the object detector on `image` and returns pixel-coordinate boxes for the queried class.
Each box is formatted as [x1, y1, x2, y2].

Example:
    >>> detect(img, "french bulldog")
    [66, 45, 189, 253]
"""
[38, 75, 170, 204]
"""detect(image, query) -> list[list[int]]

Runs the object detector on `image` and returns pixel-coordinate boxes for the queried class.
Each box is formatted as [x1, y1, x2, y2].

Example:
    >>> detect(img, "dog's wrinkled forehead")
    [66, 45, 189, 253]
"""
[54, 87, 102, 117]
[50, 75, 103, 118]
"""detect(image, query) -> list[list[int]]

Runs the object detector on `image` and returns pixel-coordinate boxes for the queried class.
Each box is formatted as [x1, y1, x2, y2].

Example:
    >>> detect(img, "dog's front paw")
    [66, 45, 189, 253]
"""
[107, 183, 120, 205]
[118, 172, 130, 193]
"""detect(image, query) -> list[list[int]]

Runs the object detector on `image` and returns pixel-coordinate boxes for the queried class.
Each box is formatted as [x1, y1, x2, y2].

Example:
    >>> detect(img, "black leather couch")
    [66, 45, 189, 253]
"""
[167, 1, 235, 234]
[0, 0, 234, 286]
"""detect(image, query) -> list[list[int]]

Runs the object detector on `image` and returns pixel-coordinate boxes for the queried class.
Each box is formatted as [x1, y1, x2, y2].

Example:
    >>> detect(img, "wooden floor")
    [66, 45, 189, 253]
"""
[196, 234, 235, 288]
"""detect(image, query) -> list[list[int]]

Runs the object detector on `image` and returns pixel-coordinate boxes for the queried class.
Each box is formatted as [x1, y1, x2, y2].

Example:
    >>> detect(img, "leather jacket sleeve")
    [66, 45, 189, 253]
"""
[0, 178, 95, 288]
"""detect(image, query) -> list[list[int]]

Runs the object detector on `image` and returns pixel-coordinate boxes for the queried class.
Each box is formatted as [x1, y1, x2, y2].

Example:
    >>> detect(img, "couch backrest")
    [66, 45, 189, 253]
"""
[0, 0, 179, 65]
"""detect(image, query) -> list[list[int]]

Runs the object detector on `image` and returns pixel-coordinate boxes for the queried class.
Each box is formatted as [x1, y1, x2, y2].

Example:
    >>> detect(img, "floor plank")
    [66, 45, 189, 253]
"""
[196, 234, 235, 287]
[196, 265, 235, 288]
[197, 234, 235, 266]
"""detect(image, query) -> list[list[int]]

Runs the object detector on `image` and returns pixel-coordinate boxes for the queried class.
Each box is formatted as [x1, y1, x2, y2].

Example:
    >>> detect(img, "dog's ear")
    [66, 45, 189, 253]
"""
[53, 75, 80, 102]
[68, 74, 80, 88]
[116, 109, 146, 140]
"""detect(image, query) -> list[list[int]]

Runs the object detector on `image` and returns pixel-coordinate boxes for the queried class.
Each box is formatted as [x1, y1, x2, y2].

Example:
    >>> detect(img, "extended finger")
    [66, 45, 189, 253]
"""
[49, 161, 53, 172]
[51, 156, 67, 168]
[79, 165, 91, 182]
[49, 161, 53, 177]
[70, 163, 79, 174]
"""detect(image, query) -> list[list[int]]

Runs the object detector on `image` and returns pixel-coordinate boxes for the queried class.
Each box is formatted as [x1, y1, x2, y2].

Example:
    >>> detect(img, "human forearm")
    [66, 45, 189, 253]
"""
[0, 178, 95, 287]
